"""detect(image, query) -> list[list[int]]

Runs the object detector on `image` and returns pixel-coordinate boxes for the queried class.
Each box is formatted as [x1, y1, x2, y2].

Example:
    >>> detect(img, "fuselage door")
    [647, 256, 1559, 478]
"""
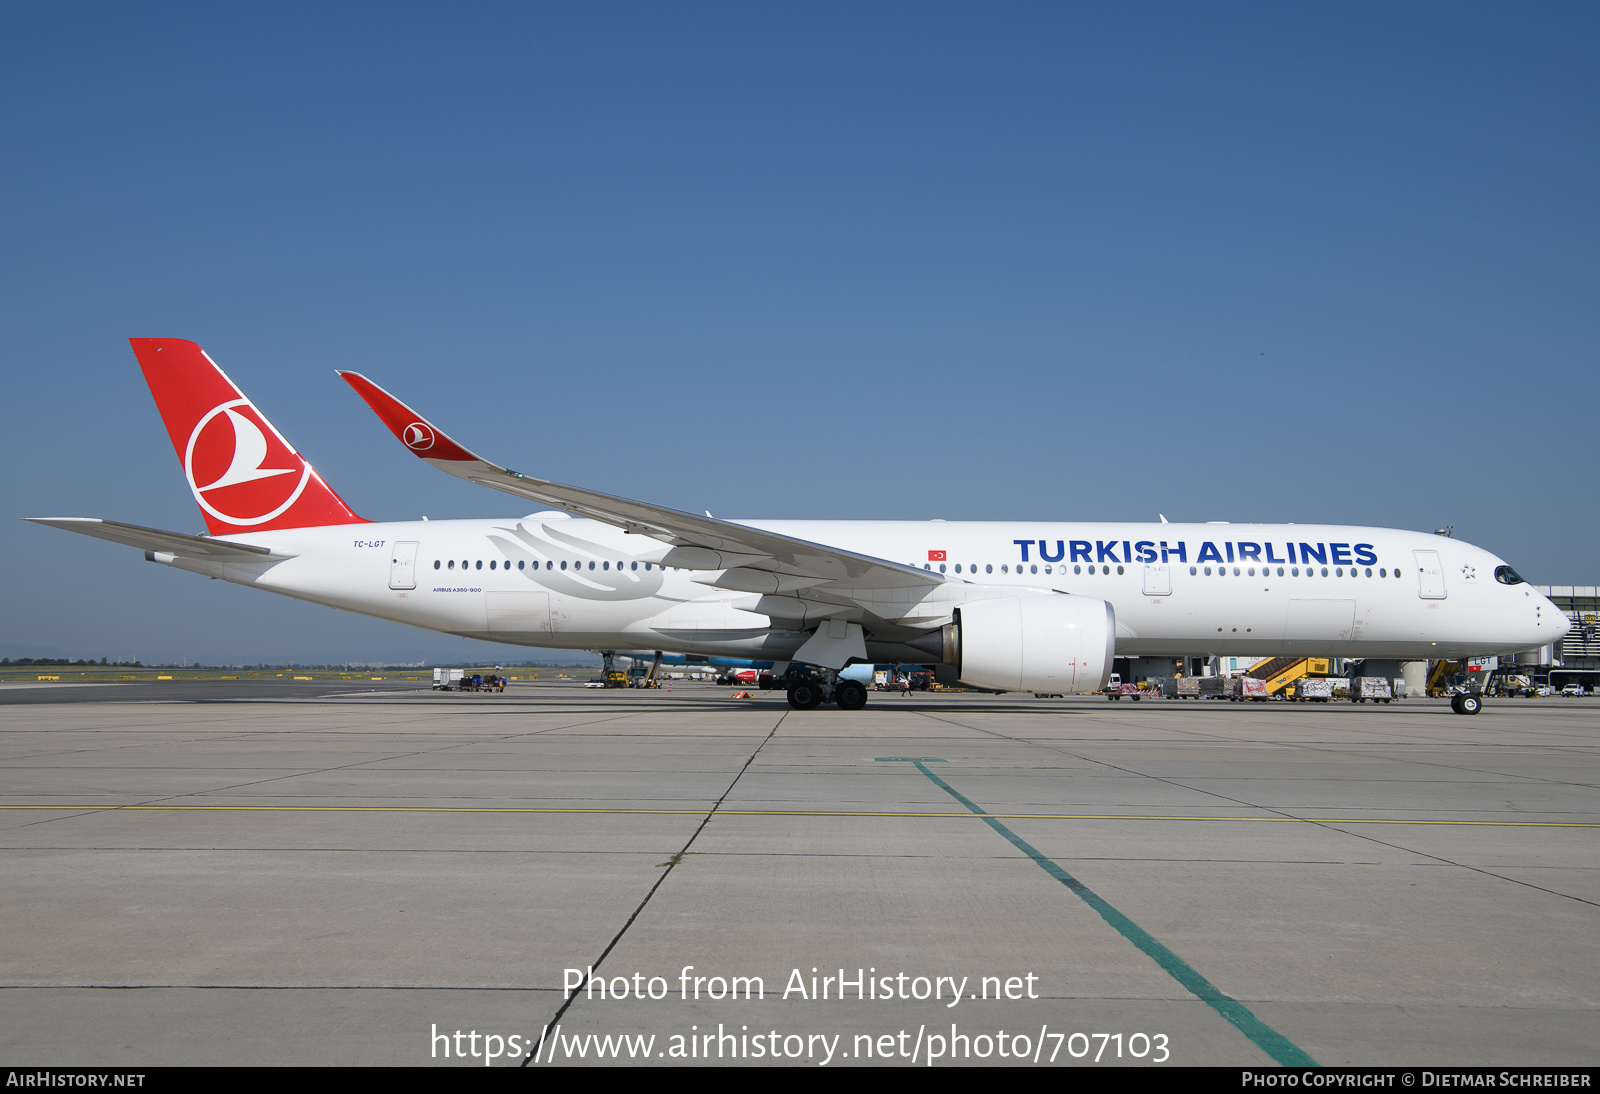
[389, 540, 420, 590]
[1413, 550, 1446, 600]
[1142, 563, 1171, 596]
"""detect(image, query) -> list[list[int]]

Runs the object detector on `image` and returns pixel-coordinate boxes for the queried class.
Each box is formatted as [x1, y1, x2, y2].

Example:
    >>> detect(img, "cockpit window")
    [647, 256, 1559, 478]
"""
[1494, 565, 1525, 585]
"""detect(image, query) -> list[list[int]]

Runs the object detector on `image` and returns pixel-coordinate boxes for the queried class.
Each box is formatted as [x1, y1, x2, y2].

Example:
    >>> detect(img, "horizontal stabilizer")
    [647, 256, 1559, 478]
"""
[23, 517, 292, 560]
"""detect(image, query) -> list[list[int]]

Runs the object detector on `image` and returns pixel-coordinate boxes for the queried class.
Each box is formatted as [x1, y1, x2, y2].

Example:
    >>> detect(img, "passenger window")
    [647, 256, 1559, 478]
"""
[1103, 565, 1110, 575]
[434, 560, 440, 570]
[1189, 566, 1196, 575]
[1116, 565, 1123, 575]
[589, 561, 595, 570]
[1030, 564, 1037, 574]
[1043, 565, 1051, 574]
[954, 564, 961, 573]
[1247, 567, 1254, 577]
[631, 561, 638, 570]
[1232, 566, 1239, 576]
[1001, 565, 1009, 573]
[1204, 567, 1211, 576]
[560, 561, 567, 570]
[603, 561, 609, 570]
[939, 563, 946, 573]
[1364, 568, 1372, 577]
[447, 560, 454, 570]
[1320, 567, 1328, 577]
[986, 564, 993, 574]
[489, 560, 496, 569]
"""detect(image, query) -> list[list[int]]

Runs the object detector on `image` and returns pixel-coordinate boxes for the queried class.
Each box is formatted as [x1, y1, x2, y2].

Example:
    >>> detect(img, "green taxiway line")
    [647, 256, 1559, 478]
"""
[883, 757, 1319, 1068]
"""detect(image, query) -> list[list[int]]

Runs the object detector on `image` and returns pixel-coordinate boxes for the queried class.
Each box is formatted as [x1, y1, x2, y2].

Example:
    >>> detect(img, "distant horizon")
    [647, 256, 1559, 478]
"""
[0, 655, 602, 670]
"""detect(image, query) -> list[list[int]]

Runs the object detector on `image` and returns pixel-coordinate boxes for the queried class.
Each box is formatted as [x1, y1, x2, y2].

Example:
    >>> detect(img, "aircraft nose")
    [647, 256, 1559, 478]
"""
[1547, 597, 1573, 639]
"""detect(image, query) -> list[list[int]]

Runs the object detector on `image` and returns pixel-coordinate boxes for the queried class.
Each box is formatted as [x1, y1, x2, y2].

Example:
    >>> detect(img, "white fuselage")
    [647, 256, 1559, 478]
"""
[158, 515, 1565, 663]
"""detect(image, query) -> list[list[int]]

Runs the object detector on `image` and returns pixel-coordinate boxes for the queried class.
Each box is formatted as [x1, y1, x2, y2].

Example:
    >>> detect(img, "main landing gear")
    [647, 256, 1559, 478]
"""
[784, 669, 869, 711]
[1450, 693, 1482, 715]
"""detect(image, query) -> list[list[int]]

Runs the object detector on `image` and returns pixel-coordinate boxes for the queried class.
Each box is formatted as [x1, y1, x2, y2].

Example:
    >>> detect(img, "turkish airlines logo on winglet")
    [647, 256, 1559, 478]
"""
[403, 422, 436, 451]
[184, 399, 310, 526]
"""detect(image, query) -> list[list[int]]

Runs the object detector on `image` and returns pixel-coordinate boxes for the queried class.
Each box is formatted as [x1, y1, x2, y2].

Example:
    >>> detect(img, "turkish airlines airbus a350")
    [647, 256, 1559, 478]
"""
[29, 339, 1568, 713]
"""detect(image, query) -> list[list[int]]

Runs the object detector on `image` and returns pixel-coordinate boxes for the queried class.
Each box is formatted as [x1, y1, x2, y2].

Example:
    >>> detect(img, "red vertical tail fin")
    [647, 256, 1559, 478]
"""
[128, 338, 367, 534]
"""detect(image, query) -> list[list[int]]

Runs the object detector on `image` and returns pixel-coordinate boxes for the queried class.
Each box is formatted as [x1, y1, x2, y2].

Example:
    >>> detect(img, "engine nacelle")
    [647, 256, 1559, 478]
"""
[914, 594, 1115, 694]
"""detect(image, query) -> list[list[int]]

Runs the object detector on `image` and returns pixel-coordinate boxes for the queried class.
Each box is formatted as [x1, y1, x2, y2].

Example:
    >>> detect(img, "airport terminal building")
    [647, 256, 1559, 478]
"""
[1536, 585, 1600, 687]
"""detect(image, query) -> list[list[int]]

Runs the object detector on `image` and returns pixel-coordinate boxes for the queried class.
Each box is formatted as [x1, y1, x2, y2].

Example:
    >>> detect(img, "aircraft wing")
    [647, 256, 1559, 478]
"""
[24, 517, 291, 560]
[338, 372, 941, 608]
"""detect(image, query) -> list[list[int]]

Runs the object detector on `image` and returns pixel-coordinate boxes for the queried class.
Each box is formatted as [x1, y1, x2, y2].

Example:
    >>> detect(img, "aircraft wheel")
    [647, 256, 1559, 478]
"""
[787, 682, 823, 711]
[1453, 694, 1482, 716]
[835, 681, 868, 711]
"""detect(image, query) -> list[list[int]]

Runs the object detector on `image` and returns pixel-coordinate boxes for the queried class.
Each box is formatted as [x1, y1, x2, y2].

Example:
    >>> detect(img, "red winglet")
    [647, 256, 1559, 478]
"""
[337, 372, 480, 463]
[130, 338, 367, 534]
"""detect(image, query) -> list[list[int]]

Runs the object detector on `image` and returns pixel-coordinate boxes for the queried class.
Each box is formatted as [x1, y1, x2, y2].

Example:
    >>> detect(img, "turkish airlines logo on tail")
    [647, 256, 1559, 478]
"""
[184, 399, 310, 526]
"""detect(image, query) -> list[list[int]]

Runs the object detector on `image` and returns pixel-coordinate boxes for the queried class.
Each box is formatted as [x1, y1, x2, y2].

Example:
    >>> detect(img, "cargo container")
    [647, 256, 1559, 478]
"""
[1292, 678, 1333, 702]
[1230, 676, 1268, 701]
[1160, 676, 1202, 699]
[1351, 676, 1394, 703]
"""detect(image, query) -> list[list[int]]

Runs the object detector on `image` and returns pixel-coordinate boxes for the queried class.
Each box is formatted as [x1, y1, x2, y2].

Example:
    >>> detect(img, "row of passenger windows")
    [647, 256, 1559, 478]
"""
[431, 557, 1404, 581]
[914, 562, 1406, 579]
[1189, 565, 1401, 579]
[433, 559, 660, 572]
[919, 563, 1127, 575]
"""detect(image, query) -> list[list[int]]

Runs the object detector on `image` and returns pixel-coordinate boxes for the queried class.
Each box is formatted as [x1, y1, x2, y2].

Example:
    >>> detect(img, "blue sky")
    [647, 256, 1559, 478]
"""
[2, 3, 1595, 664]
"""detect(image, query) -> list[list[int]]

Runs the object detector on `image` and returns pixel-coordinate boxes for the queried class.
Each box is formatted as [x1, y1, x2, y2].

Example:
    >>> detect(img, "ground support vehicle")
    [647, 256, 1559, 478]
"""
[432, 668, 464, 690]
[1247, 656, 1334, 698]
